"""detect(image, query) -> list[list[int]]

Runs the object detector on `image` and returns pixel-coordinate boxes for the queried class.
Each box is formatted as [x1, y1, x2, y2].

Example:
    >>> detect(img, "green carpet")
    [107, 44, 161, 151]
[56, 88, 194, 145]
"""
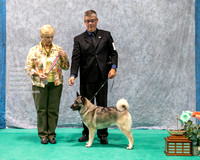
[0, 128, 197, 160]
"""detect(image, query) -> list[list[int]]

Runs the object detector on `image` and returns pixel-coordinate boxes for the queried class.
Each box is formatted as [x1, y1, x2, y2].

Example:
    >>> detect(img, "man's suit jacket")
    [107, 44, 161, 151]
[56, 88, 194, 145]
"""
[71, 29, 118, 83]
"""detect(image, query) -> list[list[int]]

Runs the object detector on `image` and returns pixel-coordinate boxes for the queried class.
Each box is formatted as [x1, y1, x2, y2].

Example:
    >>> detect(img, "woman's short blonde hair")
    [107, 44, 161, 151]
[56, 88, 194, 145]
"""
[40, 24, 55, 36]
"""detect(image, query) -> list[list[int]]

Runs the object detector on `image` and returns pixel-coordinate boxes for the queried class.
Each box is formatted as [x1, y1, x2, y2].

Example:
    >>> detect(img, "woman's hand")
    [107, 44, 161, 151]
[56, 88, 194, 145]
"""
[58, 50, 68, 58]
[35, 72, 47, 81]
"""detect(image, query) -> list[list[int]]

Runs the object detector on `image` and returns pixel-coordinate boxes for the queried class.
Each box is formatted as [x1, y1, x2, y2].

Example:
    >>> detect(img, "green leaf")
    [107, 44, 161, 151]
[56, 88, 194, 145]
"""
[193, 128, 198, 134]
[192, 141, 197, 146]
[187, 132, 193, 138]
[187, 120, 193, 125]
[190, 135, 197, 141]
[188, 126, 194, 131]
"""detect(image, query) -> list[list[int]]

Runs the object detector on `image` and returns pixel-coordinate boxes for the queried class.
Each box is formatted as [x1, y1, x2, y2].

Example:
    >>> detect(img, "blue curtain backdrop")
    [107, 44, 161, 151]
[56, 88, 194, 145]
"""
[0, 0, 6, 128]
[196, 0, 200, 112]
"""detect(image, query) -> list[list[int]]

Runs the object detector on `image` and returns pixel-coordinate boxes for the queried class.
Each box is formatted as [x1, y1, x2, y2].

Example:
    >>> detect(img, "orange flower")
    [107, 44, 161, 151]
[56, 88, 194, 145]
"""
[191, 111, 200, 117]
[196, 115, 200, 120]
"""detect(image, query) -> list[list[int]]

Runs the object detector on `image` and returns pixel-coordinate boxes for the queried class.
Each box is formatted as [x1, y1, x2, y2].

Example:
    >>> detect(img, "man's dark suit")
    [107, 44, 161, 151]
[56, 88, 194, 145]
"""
[71, 29, 118, 138]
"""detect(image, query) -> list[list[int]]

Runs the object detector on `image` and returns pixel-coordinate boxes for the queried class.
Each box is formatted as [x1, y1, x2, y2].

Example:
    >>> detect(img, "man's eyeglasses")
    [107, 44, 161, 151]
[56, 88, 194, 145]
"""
[84, 19, 97, 24]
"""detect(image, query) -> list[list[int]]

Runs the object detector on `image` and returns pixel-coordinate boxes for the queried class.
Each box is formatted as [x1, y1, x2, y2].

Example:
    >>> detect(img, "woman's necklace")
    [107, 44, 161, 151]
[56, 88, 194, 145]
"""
[42, 41, 52, 56]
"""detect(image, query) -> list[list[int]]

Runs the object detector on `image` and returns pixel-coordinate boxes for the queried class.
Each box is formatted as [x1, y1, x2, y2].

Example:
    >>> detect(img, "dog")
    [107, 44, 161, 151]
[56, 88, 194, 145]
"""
[70, 92, 134, 150]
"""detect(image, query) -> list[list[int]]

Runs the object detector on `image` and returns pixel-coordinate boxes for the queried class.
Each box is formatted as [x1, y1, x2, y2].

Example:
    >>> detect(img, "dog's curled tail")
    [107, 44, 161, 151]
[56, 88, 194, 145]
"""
[116, 99, 129, 111]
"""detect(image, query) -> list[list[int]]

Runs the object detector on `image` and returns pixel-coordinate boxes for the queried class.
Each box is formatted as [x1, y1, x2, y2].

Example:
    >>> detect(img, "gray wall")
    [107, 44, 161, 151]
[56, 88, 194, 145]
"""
[6, 0, 195, 129]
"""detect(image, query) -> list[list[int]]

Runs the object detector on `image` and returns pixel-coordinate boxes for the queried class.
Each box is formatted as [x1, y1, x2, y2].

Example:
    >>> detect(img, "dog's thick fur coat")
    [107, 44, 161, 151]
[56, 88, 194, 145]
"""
[70, 92, 134, 149]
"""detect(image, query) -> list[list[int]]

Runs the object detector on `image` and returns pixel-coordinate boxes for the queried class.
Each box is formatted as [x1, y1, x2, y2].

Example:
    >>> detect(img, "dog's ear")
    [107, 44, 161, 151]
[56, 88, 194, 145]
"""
[76, 92, 80, 97]
[81, 96, 86, 104]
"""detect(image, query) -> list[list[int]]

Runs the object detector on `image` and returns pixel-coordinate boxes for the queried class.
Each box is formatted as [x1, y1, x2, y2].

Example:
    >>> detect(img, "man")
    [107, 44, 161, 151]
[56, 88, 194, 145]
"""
[68, 10, 118, 144]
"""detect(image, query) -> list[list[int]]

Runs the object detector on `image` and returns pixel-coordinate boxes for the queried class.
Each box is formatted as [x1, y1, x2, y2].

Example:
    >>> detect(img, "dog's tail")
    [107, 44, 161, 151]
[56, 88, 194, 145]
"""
[116, 99, 129, 111]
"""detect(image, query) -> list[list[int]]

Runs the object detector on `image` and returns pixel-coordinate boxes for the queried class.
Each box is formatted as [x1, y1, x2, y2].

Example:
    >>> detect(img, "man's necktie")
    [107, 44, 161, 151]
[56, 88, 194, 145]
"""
[91, 32, 96, 46]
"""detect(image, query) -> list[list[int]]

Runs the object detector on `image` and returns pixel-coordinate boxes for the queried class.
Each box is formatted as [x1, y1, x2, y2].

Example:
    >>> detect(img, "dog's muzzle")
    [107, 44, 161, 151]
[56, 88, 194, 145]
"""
[70, 105, 74, 110]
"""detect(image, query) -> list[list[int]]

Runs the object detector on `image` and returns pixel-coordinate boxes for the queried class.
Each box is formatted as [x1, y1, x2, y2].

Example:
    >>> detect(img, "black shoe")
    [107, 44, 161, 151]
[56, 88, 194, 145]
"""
[100, 137, 108, 144]
[41, 138, 48, 144]
[78, 135, 88, 142]
[49, 138, 56, 144]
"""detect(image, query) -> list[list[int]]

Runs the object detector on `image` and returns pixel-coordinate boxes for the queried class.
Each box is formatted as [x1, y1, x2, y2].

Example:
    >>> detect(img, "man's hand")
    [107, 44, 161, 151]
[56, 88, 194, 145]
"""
[68, 76, 75, 86]
[108, 69, 116, 79]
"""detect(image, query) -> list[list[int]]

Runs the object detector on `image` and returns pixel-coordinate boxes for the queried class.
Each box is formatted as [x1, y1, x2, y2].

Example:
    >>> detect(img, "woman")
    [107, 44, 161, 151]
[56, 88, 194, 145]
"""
[25, 24, 69, 144]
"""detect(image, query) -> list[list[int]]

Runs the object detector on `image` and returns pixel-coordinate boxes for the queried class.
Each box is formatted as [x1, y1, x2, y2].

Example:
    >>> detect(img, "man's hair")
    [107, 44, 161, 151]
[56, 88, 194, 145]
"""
[40, 24, 54, 36]
[84, 10, 97, 18]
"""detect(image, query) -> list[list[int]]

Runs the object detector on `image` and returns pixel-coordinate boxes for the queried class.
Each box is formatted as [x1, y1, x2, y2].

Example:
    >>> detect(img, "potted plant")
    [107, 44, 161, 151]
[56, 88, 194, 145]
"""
[168, 111, 192, 136]
[165, 111, 193, 156]
[183, 111, 200, 156]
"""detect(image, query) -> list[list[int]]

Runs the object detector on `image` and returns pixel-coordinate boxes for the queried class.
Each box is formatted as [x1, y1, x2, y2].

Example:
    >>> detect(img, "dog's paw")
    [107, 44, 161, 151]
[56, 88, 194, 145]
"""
[86, 144, 91, 148]
[86, 141, 92, 147]
[127, 145, 133, 150]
